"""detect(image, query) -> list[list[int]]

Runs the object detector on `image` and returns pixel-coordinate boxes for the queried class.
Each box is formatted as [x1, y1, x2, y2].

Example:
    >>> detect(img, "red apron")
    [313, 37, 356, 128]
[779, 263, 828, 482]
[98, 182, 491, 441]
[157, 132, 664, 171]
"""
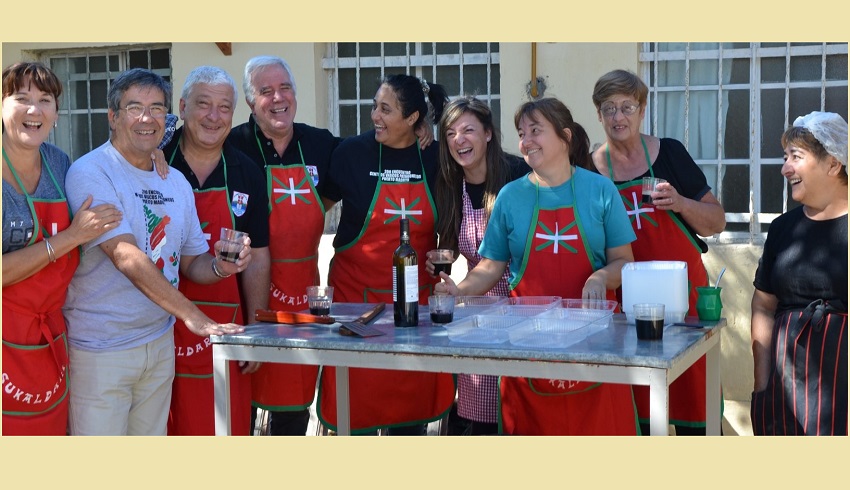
[166, 149, 251, 435]
[2, 149, 75, 435]
[251, 141, 324, 410]
[499, 177, 638, 435]
[320, 143, 453, 433]
[607, 142, 710, 427]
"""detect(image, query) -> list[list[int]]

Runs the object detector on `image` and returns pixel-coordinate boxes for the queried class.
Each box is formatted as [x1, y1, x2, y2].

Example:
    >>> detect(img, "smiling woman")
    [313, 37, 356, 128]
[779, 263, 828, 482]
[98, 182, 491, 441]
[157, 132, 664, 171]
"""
[750, 112, 848, 436]
[319, 74, 454, 435]
[432, 96, 529, 434]
[2, 61, 123, 435]
[436, 97, 638, 435]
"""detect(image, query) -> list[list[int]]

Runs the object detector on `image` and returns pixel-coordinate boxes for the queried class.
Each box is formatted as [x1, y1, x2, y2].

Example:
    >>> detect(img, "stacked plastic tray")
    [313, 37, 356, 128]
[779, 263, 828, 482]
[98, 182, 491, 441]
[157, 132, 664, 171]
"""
[452, 296, 510, 320]
[444, 297, 618, 349]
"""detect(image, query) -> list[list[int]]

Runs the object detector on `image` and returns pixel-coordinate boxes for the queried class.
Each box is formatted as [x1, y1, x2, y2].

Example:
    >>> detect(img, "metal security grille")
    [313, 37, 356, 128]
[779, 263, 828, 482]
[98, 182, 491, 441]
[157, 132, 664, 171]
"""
[323, 43, 501, 138]
[43, 45, 172, 162]
[640, 42, 848, 244]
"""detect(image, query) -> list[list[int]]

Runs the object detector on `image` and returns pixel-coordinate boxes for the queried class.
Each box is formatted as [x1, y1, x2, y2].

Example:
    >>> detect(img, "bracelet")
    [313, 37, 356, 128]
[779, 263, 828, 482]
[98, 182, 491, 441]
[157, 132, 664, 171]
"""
[211, 257, 232, 279]
[44, 238, 57, 263]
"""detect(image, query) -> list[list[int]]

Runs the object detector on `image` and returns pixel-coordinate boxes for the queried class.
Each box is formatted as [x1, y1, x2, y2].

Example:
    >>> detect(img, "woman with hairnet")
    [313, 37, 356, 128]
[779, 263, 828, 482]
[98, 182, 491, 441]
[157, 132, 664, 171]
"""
[750, 111, 848, 435]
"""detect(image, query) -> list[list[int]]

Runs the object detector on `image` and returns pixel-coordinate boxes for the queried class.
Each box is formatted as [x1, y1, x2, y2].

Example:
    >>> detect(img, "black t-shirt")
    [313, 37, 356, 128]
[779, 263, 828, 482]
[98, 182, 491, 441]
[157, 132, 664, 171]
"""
[594, 138, 712, 252]
[163, 127, 270, 248]
[227, 116, 340, 197]
[754, 207, 848, 312]
[464, 153, 530, 209]
[324, 130, 439, 248]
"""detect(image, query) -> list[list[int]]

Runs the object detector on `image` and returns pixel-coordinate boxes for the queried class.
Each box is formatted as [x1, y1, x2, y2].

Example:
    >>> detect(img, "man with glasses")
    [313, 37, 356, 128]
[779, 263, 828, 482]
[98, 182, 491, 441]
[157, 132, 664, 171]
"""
[63, 68, 249, 435]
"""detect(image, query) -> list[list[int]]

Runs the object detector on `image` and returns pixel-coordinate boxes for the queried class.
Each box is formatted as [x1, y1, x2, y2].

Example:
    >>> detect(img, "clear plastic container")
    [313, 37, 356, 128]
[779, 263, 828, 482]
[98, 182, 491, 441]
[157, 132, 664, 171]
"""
[482, 296, 561, 317]
[509, 311, 611, 349]
[445, 314, 527, 344]
[560, 298, 619, 312]
[505, 296, 562, 307]
[452, 296, 509, 319]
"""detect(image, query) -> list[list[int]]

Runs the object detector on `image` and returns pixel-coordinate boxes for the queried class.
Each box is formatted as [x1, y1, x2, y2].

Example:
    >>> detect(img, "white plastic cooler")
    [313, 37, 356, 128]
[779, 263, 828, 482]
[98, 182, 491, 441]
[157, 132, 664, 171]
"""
[621, 261, 688, 324]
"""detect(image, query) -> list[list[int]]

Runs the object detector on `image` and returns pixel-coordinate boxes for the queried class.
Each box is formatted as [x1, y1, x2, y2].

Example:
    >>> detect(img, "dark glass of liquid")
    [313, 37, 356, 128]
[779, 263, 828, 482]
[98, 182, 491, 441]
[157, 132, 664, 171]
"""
[310, 305, 331, 316]
[641, 192, 654, 205]
[433, 261, 452, 277]
[219, 250, 240, 263]
[308, 296, 331, 316]
[430, 311, 454, 324]
[635, 318, 664, 340]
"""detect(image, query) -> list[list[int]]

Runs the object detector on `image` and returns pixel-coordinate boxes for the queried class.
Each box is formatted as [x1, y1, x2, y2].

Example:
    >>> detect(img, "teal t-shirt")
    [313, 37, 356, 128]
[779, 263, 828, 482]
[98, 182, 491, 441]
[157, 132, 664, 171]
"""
[479, 166, 636, 285]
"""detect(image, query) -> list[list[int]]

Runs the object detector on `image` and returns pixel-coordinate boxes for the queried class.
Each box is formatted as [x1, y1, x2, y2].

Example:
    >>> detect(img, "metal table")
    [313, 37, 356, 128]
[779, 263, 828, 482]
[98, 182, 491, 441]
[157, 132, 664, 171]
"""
[212, 304, 724, 436]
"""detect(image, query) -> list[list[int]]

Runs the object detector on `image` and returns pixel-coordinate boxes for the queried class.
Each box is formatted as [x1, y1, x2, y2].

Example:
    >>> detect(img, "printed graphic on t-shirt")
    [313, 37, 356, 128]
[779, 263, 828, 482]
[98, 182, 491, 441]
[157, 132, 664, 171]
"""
[144, 204, 174, 282]
[370, 169, 422, 183]
[5, 218, 34, 249]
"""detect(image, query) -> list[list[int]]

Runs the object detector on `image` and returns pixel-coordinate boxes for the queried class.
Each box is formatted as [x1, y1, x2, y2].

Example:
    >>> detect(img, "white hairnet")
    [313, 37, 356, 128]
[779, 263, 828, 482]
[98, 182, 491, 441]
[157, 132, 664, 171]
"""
[793, 111, 848, 167]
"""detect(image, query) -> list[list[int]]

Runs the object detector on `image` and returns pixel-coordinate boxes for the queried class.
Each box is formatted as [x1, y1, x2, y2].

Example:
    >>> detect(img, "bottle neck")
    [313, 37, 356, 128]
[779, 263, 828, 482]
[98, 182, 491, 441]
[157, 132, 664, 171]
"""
[399, 219, 410, 244]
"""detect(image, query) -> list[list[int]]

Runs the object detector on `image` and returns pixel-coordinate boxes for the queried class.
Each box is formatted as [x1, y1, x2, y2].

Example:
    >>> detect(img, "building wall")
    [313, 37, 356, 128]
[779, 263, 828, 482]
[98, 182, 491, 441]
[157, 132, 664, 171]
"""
[2, 41, 759, 404]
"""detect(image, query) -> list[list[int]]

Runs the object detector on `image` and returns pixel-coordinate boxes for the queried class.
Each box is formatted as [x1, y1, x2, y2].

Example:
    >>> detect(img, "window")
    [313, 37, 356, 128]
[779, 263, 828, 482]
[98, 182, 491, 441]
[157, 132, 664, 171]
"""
[323, 42, 501, 138]
[640, 42, 848, 243]
[42, 45, 172, 161]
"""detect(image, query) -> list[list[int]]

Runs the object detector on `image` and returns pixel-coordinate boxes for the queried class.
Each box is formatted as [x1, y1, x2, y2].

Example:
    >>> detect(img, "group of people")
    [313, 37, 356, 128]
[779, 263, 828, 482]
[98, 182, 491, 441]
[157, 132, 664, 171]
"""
[3, 55, 846, 436]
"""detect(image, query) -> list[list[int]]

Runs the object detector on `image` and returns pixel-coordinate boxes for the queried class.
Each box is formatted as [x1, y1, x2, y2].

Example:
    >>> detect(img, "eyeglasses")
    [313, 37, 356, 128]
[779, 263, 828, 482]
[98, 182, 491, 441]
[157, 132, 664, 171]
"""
[119, 104, 168, 119]
[600, 102, 640, 118]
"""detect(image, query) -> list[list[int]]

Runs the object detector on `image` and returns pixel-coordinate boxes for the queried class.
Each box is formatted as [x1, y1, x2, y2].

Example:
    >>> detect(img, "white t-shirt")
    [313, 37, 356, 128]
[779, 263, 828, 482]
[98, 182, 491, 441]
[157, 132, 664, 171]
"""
[63, 141, 208, 351]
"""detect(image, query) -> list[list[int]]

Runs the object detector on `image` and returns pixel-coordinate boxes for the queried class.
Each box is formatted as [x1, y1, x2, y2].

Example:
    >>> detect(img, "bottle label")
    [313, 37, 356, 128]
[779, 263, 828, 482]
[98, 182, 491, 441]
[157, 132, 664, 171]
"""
[403, 265, 418, 302]
[393, 265, 419, 303]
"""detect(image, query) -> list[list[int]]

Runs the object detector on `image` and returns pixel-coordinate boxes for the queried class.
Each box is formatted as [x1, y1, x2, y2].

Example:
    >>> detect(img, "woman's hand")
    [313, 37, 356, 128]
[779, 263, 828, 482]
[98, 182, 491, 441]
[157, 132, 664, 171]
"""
[651, 181, 683, 213]
[415, 123, 434, 149]
[425, 256, 436, 277]
[654, 183, 726, 237]
[434, 273, 458, 295]
[581, 274, 607, 301]
[68, 195, 122, 244]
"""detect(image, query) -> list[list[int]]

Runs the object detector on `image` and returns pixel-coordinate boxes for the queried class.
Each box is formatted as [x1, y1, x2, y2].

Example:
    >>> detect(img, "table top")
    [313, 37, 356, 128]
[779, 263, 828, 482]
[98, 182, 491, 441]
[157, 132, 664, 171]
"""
[211, 303, 724, 369]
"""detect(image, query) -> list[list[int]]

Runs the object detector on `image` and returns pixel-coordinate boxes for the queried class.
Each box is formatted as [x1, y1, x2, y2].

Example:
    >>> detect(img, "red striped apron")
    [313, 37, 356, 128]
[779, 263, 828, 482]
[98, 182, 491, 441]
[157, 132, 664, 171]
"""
[751, 301, 847, 435]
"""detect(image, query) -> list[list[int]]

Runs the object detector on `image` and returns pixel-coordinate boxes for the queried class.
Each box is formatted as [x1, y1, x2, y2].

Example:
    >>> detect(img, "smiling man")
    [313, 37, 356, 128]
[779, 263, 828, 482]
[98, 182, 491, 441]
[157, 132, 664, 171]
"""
[161, 66, 270, 436]
[63, 68, 249, 435]
[227, 56, 341, 436]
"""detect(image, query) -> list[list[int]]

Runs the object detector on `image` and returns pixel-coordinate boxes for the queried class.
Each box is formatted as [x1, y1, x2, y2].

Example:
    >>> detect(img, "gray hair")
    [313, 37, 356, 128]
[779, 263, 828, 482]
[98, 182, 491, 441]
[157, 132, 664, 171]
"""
[181, 66, 238, 102]
[107, 68, 171, 112]
[243, 55, 297, 104]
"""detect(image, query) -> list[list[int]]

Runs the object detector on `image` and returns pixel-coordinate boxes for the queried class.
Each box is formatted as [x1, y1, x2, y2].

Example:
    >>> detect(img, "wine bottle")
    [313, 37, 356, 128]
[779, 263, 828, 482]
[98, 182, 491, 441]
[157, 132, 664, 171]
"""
[393, 218, 419, 327]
